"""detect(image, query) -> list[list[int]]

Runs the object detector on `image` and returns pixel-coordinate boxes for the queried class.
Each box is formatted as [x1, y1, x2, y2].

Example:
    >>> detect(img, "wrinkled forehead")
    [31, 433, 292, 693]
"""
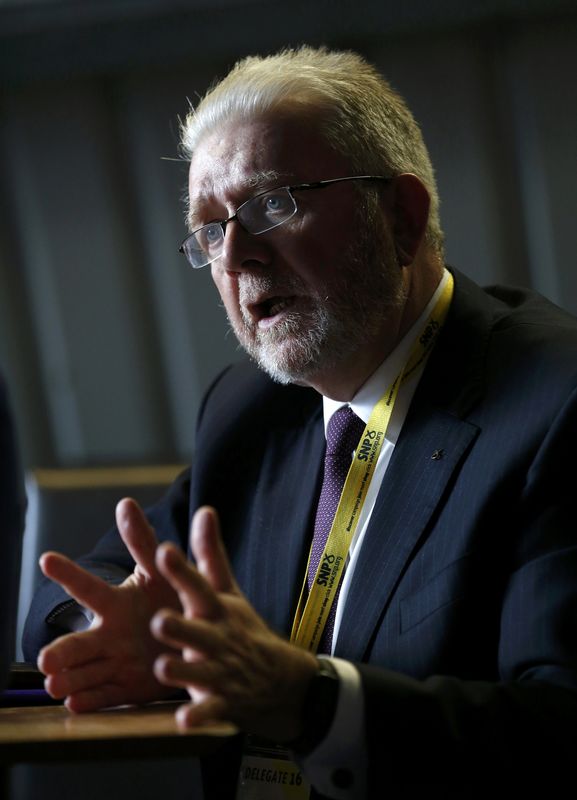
[187, 115, 351, 212]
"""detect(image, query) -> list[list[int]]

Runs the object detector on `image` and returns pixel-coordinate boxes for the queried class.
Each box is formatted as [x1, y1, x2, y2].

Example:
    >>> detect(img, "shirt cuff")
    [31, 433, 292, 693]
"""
[300, 657, 366, 799]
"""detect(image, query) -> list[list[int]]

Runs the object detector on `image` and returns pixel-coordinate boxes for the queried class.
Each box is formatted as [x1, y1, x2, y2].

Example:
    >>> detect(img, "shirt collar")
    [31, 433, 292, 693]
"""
[323, 268, 450, 432]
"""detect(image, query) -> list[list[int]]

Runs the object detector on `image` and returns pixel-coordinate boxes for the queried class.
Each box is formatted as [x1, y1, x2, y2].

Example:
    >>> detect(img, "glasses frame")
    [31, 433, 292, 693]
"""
[179, 174, 392, 269]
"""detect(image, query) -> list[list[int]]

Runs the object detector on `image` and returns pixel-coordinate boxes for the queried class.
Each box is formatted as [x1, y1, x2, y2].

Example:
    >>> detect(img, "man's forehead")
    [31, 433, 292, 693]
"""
[189, 125, 292, 190]
[187, 115, 346, 212]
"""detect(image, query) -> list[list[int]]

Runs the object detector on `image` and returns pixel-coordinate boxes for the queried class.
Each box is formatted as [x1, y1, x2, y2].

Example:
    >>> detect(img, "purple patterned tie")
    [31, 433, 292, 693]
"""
[308, 405, 365, 653]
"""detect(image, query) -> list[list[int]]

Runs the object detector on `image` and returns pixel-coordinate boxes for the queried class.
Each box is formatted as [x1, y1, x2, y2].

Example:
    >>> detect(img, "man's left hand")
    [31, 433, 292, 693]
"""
[151, 506, 319, 742]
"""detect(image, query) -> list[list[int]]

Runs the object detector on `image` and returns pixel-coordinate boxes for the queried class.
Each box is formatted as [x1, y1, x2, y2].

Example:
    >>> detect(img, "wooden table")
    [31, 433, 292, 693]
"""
[0, 702, 237, 766]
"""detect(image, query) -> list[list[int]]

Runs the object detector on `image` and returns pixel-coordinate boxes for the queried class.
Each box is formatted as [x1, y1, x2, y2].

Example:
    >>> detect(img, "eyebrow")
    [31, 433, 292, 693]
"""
[186, 169, 288, 230]
[245, 170, 284, 190]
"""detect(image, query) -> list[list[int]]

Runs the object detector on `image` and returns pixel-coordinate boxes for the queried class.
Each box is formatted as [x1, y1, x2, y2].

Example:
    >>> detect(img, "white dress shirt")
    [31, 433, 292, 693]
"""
[301, 270, 449, 798]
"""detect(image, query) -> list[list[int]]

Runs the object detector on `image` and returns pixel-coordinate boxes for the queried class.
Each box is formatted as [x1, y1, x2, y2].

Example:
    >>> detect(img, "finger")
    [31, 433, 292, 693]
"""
[153, 653, 224, 690]
[39, 552, 112, 615]
[44, 658, 114, 699]
[191, 507, 238, 594]
[64, 684, 134, 714]
[116, 498, 160, 579]
[151, 610, 223, 655]
[176, 697, 229, 729]
[155, 542, 221, 619]
[38, 629, 106, 674]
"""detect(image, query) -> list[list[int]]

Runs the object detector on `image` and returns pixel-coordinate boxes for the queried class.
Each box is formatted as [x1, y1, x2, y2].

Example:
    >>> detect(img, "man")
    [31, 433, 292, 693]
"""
[24, 47, 577, 798]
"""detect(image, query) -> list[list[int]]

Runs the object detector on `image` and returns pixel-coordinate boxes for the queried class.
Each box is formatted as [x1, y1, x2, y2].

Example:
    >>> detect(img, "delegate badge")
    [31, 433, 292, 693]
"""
[237, 736, 311, 800]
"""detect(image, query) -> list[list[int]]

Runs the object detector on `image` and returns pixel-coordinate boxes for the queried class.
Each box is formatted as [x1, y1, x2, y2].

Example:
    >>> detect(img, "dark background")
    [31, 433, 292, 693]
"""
[1, 0, 576, 468]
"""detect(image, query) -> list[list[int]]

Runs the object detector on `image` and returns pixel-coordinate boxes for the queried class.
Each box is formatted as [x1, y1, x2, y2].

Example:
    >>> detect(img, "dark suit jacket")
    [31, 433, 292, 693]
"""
[24, 270, 577, 792]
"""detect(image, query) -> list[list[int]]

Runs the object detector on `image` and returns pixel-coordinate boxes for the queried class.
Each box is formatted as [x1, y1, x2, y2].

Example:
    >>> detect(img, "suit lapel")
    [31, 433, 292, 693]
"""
[245, 396, 325, 636]
[335, 269, 494, 661]
[334, 405, 479, 661]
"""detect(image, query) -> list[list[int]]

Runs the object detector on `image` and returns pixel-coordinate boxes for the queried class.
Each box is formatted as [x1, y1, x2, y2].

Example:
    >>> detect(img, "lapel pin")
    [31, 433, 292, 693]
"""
[431, 449, 444, 461]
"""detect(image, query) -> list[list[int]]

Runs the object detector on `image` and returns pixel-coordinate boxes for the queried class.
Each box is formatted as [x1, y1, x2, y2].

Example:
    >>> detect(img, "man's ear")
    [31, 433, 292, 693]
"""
[389, 173, 430, 266]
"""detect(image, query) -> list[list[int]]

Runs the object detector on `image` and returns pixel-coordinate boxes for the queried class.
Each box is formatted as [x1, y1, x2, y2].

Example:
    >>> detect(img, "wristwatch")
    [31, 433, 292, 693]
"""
[289, 657, 340, 756]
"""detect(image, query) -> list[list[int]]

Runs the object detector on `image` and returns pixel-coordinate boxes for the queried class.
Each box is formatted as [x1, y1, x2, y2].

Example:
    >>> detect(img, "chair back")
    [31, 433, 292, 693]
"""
[0, 376, 25, 685]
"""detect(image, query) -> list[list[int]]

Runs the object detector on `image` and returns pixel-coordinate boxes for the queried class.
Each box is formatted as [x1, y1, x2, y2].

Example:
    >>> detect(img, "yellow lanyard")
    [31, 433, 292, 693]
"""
[290, 273, 454, 651]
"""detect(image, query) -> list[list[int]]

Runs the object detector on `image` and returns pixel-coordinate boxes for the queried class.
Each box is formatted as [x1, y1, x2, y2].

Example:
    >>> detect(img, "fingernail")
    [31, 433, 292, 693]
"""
[117, 505, 129, 531]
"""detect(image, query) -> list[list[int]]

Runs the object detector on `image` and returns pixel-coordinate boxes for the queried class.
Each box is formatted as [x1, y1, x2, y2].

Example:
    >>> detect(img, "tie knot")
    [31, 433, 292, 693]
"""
[326, 406, 365, 458]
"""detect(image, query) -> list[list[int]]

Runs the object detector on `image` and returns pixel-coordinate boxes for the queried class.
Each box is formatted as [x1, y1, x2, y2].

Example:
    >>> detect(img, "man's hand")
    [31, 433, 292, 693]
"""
[151, 506, 319, 742]
[38, 498, 182, 713]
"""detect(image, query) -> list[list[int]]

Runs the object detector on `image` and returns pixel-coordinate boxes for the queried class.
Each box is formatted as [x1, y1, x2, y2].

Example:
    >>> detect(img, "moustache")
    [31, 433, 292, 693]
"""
[237, 273, 310, 309]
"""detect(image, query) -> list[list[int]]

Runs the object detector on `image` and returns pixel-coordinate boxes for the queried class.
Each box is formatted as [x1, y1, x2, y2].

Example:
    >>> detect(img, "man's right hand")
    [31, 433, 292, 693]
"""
[37, 498, 182, 713]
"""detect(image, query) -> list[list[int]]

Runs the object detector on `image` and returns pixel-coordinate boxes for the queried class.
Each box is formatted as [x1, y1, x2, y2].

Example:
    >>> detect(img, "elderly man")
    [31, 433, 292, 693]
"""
[24, 48, 577, 798]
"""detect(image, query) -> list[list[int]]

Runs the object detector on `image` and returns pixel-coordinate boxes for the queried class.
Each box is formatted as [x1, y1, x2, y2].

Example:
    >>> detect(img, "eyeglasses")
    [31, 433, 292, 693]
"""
[179, 175, 391, 269]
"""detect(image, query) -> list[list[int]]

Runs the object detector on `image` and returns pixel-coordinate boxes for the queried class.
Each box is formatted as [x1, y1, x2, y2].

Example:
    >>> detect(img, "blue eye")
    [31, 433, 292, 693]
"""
[265, 194, 286, 212]
[197, 223, 223, 252]
[205, 224, 221, 242]
[253, 191, 295, 226]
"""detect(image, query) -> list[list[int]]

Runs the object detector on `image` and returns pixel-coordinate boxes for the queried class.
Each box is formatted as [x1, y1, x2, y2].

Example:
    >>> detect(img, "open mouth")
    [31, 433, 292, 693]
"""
[264, 297, 293, 317]
[250, 295, 296, 328]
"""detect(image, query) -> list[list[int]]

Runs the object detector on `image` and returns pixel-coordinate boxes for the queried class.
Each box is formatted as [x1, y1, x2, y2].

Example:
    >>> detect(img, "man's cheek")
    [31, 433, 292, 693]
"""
[212, 276, 238, 314]
[211, 263, 230, 296]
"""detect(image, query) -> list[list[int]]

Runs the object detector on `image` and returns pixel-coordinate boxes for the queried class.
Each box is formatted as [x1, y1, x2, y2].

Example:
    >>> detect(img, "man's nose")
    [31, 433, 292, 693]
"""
[219, 219, 272, 273]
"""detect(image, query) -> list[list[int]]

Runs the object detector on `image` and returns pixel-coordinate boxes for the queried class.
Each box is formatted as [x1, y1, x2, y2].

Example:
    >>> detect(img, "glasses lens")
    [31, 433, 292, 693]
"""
[183, 223, 224, 269]
[238, 187, 297, 234]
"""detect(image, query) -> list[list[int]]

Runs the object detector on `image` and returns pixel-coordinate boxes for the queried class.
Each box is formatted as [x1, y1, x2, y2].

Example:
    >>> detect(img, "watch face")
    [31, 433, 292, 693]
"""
[291, 660, 340, 755]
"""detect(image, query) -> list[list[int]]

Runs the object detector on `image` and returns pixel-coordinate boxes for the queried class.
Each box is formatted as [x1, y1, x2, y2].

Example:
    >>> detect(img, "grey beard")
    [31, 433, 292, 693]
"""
[232, 274, 338, 384]
[245, 305, 337, 385]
